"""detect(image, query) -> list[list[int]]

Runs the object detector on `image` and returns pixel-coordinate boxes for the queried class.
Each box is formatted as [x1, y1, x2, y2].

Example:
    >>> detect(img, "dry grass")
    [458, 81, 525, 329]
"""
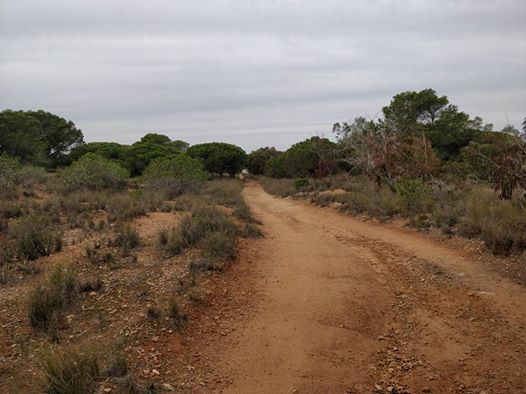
[28, 265, 78, 330]
[38, 343, 100, 394]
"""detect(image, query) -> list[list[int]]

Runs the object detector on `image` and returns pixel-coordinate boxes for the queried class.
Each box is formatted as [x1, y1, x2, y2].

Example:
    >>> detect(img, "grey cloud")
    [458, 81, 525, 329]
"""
[0, 0, 524, 151]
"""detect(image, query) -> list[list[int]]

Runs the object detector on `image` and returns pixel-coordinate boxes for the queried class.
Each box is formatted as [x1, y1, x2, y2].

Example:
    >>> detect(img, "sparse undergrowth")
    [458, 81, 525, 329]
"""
[259, 175, 526, 255]
[0, 174, 260, 393]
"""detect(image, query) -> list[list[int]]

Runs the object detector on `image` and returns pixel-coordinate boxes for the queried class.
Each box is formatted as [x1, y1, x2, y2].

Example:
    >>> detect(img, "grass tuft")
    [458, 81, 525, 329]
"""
[28, 265, 77, 330]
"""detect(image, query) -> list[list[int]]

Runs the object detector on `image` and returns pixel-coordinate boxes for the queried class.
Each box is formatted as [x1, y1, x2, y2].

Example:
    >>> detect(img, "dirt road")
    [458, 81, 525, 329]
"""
[202, 182, 526, 394]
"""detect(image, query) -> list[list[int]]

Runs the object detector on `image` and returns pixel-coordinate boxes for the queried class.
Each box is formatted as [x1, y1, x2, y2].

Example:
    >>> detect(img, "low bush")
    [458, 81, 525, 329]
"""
[0, 153, 22, 187]
[143, 154, 207, 198]
[60, 153, 130, 192]
[28, 265, 77, 330]
[8, 216, 62, 261]
[38, 344, 100, 394]
[257, 176, 297, 197]
[203, 179, 244, 208]
[199, 231, 237, 260]
[114, 224, 140, 253]
[459, 188, 526, 255]
[293, 177, 310, 190]
[287, 174, 526, 255]
[166, 207, 236, 255]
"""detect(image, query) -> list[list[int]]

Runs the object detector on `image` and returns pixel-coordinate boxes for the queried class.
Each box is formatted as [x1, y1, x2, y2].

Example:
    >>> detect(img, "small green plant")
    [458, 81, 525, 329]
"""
[293, 177, 310, 190]
[166, 207, 236, 255]
[38, 344, 100, 394]
[28, 265, 77, 330]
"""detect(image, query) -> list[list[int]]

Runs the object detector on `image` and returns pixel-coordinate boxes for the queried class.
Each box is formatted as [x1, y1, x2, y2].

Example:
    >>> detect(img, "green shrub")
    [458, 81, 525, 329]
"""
[9, 216, 62, 261]
[18, 165, 47, 188]
[166, 207, 236, 255]
[199, 231, 236, 260]
[459, 189, 526, 254]
[0, 153, 22, 187]
[60, 153, 130, 191]
[38, 344, 100, 394]
[143, 154, 207, 198]
[0, 199, 23, 219]
[293, 178, 310, 190]
[28, 265, 77, 329]
[203, 179, 244, 207]
[395, 179, 433, 215]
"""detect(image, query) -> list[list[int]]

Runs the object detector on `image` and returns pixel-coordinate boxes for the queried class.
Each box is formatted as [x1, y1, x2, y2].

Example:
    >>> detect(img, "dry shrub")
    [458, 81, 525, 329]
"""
[199, 231, 236, 260]
[114, 224, 140, 254]
[38, 344, 100, 394]
[257, 176, 297, 197]
[166, 207, 236, 255]
[8, 215, 62, 261]
[168, 297, 187, 329]
[28, 265, 77, 330]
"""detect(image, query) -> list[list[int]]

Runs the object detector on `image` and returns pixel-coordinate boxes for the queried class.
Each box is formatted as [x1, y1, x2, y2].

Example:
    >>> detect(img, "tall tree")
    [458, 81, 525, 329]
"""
[381, 89, 491, 159]
[0, 109, 83, 167]
[28, 110, 84, 166]
[0, 110, 45, 164]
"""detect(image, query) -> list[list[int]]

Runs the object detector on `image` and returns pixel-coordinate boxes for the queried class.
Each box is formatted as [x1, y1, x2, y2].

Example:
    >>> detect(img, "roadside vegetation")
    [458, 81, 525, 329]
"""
[252, 89, 526, 256]
[0, 117, 257, 392]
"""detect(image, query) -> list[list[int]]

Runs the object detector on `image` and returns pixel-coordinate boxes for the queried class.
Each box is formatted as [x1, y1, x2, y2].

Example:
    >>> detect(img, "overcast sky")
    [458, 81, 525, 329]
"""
[0, 0, 524, 151]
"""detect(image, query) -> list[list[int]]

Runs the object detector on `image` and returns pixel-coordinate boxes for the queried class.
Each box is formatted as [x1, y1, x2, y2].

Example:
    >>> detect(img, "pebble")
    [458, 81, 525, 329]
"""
[161, 383, 175, 391]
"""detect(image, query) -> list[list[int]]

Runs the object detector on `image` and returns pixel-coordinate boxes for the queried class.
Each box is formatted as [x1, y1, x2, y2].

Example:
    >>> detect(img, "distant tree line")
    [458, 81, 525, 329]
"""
[1, 88, 524, 198]
[247, 89, 525, 200]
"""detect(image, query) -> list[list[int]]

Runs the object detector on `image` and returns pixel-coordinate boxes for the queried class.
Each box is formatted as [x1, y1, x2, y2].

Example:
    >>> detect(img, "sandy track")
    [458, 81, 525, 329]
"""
[202, 182, 526, 394]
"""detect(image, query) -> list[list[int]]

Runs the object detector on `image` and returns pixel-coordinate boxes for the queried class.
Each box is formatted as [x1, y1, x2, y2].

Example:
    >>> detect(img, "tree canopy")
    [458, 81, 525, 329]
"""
[264, 137, 338, 178]
[0, 110, 83, 167]
[187, 142, 247, 177]
[247, 147, 281, 175]
[380, 89, 492, 160]
[143, 154, 207, 197]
